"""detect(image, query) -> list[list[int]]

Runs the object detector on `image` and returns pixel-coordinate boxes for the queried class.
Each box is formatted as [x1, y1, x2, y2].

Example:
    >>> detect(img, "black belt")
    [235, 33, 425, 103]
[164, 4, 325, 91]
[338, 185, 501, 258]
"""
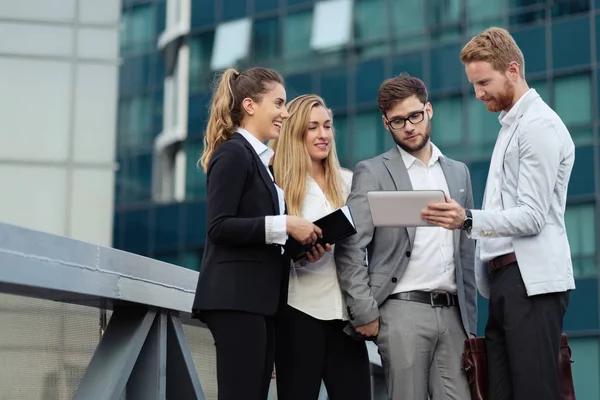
[388, 291, 459, 307]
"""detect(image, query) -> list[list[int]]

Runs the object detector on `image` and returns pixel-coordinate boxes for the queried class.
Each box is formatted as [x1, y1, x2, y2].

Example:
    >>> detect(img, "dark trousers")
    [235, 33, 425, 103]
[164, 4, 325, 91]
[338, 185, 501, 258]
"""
[274, 305, 372, 400]
[203, 310, 275, 400]
[486, 262, 570, 400]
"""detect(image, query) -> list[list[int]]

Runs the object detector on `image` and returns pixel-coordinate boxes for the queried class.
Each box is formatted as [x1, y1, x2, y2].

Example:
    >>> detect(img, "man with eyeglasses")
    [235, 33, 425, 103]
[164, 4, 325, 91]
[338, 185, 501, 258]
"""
[335, 73, 476, 400]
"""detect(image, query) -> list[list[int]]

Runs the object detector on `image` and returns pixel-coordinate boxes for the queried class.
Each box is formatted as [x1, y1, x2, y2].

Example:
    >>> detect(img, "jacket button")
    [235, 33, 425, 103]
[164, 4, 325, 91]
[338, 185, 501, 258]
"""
[406, 251, 411, 257]
[391, 277, 397, 283]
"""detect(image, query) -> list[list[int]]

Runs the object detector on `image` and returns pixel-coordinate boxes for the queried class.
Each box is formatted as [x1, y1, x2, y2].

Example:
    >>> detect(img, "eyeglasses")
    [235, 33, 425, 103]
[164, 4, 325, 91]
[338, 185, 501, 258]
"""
[385, 108, 426, 130]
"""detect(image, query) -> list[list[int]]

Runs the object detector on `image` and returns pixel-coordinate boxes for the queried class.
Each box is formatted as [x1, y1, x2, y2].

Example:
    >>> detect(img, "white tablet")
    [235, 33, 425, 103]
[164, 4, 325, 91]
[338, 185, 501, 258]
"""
[367, 190, 445, 227]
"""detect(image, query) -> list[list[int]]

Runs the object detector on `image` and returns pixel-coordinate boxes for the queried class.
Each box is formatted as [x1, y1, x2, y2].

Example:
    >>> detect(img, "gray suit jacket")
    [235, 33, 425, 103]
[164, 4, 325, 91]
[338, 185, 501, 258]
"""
[334, 147, 477, 338]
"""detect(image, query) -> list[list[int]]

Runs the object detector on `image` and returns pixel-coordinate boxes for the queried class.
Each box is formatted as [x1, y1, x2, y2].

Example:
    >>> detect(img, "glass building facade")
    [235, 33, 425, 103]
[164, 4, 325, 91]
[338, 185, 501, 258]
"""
[115, 0, 600, 397]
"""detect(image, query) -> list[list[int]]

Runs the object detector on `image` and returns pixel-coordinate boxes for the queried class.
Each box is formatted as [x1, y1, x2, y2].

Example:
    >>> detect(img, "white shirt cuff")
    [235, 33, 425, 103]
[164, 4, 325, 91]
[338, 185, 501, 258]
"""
[265, 215, 288, 245]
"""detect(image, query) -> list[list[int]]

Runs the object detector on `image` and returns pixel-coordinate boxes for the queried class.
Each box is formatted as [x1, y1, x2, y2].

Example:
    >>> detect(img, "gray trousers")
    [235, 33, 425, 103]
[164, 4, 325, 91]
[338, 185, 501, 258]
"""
[375, 298, 470, 400]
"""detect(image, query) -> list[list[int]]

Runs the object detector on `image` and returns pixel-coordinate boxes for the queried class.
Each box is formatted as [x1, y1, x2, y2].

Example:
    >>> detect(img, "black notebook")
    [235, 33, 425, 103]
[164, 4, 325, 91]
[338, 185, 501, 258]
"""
[284, 206, 357, 262]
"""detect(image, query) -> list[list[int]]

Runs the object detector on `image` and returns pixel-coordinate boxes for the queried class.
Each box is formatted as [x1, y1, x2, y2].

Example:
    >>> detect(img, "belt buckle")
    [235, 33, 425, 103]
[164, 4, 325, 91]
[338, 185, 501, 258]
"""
[430, 292, 449, 307]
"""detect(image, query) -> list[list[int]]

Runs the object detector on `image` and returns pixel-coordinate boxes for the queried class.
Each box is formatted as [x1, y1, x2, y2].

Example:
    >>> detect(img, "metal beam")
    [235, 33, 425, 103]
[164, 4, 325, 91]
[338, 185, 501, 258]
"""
[167, 313, 205, 400]
[73, 307, 157, 400]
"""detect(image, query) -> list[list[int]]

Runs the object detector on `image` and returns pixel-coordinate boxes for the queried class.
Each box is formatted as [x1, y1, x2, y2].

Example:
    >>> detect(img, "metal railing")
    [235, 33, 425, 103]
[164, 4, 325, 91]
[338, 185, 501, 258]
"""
[0, 222, 206, 400]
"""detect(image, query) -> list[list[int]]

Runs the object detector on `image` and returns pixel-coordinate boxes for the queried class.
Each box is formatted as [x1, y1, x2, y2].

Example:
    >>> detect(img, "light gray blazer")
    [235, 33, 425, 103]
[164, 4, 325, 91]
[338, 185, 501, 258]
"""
[334, 147, 477, 337]
[470, 89, 576, 298]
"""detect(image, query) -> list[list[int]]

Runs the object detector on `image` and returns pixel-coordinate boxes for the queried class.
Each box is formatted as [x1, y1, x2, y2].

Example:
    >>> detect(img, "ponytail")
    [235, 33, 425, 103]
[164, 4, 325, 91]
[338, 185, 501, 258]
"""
[199, 68, 238, 172]
[198, 67, 285, 172]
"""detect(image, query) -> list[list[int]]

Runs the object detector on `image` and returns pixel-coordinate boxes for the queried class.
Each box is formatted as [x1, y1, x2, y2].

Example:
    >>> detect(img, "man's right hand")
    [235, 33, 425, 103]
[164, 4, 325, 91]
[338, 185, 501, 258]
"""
[287, 216, 322, 245]
[355, 318, 379, 337]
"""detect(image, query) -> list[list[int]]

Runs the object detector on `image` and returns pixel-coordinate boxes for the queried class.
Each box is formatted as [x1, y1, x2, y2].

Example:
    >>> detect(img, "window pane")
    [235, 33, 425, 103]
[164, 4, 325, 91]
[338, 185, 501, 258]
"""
[282, 10, 312, 73]
[552, 17, 591, 70]
[554, 74, 592, 126]
[187, 91, 211, 137]
[566, 203, 597, 277]
[568, 146, 595, 197]
[530, 79, 548, 102]
[252, 17, 280, 63]
[354, 0, 386, 42]
[186, 140, 206, 199]
[467, 0, 504, 20]
[311, 0, 353, 51]
[129, 4, 154, 54]
[319, 67, 348, 109]
[354, 111, 382, 161]
[391, 51, 424, 78]
[431, 96, 463, 155]
[430, 44, 463, 92]
[390, 0, 424, 37]
[355, 59, 384, 105]
[181, 251, 202, 271]
[122, 209, 151, 254]
[467, 95, 498, 158]
[570, 337, 600, 399]
[128, 94, 152, 148]
[189, 31, 215, 93]
[191, 0, 215, 27]
[550, 0, 590, 17]
[154, 204, 181, 252]
[512, 26, 546, 74]
[427, 0, 461, 43]
[211, 18, 252, 70]
[285, 73, 313, 101]
[333, 113, 350, 166]
[222, 0, 246, 22]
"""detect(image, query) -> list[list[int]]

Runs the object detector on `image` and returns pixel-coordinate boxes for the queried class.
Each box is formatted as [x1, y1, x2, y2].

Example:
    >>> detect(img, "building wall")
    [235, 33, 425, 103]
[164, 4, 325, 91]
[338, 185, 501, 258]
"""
[114, 0, 600, 398]
[0, 1, 121, 398]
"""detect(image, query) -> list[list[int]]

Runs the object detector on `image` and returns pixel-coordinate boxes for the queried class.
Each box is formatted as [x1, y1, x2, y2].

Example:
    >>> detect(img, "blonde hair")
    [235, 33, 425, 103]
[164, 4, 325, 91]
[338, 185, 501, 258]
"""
[198, 67, 284, 172]
[460, 27, 525, 78]
[270, 94, 345, 216]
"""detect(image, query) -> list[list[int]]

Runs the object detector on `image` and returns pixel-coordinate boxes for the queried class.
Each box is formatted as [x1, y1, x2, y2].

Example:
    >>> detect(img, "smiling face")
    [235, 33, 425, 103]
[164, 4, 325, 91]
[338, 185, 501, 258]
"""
[304, 105, 333, 163]
[465, 61, 517, 113]
[245, 82, 289, 141]
[383, 94, 432, 154]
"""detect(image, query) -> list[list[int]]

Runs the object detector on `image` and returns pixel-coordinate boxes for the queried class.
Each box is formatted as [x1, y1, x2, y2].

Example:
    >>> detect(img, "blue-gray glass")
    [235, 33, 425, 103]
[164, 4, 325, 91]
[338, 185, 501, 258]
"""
[508, 6, 545, 28]
[390, 0, 424, 37]
[467, 160, 490, 208]
[123, 54, 151, 93]
[282, 10, 312, 73]
[355, 59, 384, 105]
[154, 203, 182, 252]
[155, 1, 166, 36]
[552, 16, 590, 70]
[554, 74, 592, 126]
[466, 0, 503, 20]
[597, 16, 600, 62]
[129, 4, 155, 53]
[319, 67, 348, 109]
[333, 114, 349, 166]
[188, 92, 211, 137]
[191, 0, 215, 27]
[511, 27, 546, 74]
[113, 210, 122, 248]
[184, 202, 208, 247]
[153, 90, 164, 133]
[152, 52, 165, 86]
[222, 0, 247, 21]
[185, 140, 207, 198]
[286, 0, 312, 5]
[252, 17, 280, 62]
[191, 0, 216, 29]
[122, 209, 152, 254]
[354, 0, 386, 42]
[427, 0, 461, 26]
[430, 44, 463, 92]
[551, 0, 589, 17]
[255, 0, 279, 13]
[354, 111, 384, 161]
[567, 146, 594, 197]
[597, 68, 600, 118]
[189, 31, 215, 92]
[285, 73, 313, 100]
[508, 0, 545, 8]
[563, 278, 599, 331]
[392, 51, 424, 78]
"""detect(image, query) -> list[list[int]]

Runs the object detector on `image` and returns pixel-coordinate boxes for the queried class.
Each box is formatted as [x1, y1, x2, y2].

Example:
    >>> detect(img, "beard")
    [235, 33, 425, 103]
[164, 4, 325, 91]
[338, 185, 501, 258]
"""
[482, 79, 515, 112]
[392, 120, 432, 154]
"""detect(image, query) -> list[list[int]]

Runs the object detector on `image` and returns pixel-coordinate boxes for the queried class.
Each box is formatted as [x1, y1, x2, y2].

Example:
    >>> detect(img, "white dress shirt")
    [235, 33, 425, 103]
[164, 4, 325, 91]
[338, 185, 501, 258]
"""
[392, 143, 457, 294]
[287, 169, 353, 321]
[237, 128, 287, 245]
[478, 90, 531, 262]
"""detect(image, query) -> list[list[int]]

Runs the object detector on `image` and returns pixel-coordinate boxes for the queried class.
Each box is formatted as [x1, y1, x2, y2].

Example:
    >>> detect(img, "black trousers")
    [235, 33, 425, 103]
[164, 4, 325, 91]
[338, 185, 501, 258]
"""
[486, 262, 570, 400]
[274, 305, 372, 400]
[203, 310, 275, 400]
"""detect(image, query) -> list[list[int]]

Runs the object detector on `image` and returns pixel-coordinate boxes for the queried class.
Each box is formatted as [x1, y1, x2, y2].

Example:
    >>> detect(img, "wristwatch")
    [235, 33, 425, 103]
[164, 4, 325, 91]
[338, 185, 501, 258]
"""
[461, 209, 473, 233]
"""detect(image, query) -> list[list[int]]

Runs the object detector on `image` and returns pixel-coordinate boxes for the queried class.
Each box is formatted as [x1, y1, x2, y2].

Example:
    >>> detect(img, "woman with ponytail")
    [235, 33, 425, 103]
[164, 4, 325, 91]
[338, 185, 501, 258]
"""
[192, 68, 321, 400]
[270, 94, 372, 400]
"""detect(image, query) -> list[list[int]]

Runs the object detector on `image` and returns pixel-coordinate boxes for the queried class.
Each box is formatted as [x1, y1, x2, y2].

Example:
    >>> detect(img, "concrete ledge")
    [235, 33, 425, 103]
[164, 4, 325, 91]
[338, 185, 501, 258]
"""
[0, 222, 198, 313]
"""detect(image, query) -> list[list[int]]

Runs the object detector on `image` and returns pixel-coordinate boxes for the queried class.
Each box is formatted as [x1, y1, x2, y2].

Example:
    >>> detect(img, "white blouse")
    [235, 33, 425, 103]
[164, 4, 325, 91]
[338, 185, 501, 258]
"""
[287, 169, 353, 321]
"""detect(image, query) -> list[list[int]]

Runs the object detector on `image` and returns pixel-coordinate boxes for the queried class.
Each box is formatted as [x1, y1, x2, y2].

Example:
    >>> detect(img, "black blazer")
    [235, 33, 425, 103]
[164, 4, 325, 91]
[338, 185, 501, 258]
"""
[192, 133, 289, 318]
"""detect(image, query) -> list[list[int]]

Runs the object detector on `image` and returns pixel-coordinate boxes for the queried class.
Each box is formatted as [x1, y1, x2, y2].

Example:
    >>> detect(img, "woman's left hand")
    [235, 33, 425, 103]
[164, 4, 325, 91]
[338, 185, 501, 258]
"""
[305, 243, 332, 263]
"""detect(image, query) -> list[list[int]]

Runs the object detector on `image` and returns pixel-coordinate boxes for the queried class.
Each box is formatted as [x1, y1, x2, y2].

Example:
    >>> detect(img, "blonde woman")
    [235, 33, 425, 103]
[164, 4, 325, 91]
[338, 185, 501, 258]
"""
[191, 68, 321, 400]
[270, 94, 371, 400]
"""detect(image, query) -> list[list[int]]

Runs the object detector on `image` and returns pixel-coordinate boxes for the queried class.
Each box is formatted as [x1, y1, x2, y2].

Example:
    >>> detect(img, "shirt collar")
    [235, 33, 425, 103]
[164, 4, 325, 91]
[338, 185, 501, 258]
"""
[499, 88, 534, 128]
[237, 127, 273, 167]
[396, 141, 444, 169]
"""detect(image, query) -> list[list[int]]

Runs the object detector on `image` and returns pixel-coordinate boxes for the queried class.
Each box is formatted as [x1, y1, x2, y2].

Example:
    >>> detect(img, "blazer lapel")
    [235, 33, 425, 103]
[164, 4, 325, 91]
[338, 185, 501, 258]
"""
[439, 158, 462, 252]
[233, 133, 279, 215]
[381, 148, 416, 247]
